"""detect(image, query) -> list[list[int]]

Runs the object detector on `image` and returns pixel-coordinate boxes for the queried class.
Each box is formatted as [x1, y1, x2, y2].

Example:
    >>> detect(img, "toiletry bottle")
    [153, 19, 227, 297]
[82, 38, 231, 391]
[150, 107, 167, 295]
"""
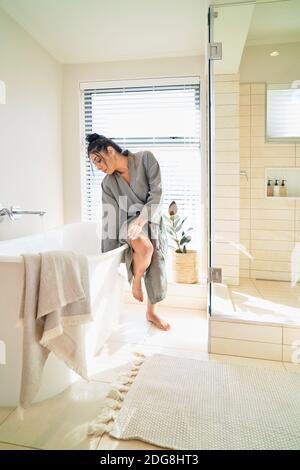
[267, 179, 273, 197]
[273, 179, 280, 196]
[280, 179, 288, 197]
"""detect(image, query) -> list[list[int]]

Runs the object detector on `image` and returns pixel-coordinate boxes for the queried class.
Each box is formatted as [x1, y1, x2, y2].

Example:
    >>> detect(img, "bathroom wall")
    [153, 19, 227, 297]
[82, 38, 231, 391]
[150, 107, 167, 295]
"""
[215, 73, 240, 286]
[239, 43, 300, 281]
[62, 56, 204, 221]
[239, 43, 300, 84]
[239, 82, 300, 281]
[0, 8, 63, 240]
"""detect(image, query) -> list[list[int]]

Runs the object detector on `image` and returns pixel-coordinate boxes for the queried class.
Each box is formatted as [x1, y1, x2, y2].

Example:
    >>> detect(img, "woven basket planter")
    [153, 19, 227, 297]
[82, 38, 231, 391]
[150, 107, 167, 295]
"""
[172, 249, 199, 284]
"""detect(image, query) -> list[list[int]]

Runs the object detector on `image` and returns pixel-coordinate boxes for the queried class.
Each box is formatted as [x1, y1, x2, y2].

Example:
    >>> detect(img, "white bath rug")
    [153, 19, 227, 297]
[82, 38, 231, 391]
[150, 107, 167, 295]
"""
[87, 353, 300, 450]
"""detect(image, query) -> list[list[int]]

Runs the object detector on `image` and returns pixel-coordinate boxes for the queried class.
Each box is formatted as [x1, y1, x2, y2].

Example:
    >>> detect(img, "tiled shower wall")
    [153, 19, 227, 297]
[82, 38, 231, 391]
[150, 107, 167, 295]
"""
[239, 83, 300, 281]
[215, 74, 240, 286]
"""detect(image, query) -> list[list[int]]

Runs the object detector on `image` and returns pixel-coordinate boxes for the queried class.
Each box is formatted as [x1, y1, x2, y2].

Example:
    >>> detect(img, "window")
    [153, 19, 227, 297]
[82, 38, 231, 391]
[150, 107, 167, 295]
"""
[267, 83, 300, 140]
[80, 77, 201, 249]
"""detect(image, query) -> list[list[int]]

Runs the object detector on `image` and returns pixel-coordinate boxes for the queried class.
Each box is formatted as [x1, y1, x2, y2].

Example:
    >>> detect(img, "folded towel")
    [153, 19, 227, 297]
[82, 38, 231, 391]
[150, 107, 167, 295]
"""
[18, 251, 92, 411]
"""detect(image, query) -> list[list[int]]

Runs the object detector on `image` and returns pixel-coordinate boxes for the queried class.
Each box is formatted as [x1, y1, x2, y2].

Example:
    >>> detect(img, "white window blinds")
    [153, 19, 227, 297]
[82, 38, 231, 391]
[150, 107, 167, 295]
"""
[267, 83, 300, 140]
[80, 78, 201, 248]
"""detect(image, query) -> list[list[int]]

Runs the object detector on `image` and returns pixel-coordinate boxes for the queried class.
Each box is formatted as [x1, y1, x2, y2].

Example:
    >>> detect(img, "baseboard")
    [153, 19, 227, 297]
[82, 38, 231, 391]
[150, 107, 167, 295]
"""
[124, 279, 208, 309]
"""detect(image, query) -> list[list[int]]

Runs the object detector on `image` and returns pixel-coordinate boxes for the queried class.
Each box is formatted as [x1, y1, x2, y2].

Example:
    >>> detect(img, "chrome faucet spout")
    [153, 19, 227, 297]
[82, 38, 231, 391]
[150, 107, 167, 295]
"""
[0, 207, 14, 220]
[0, 205, 46, 221]
[12, 209, 46, 216]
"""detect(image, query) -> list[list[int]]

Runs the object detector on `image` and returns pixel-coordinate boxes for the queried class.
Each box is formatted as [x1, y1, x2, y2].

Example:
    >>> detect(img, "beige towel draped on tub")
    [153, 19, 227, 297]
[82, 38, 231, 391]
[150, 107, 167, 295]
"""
[18, 251, 93, 412]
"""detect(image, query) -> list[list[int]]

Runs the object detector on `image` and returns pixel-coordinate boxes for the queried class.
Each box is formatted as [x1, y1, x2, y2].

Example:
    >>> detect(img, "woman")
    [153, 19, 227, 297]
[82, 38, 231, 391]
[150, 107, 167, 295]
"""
[86, 133, 170, 331]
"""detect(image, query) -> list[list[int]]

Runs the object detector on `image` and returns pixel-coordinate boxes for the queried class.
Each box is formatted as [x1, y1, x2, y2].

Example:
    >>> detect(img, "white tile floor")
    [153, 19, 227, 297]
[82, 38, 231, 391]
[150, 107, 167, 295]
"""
[0, 301, 299, 450]
[227, 278, 300, 325]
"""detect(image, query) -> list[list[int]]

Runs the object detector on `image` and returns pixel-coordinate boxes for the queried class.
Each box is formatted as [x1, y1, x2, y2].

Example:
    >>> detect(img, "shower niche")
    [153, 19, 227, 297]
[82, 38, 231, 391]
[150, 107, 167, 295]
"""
[265, 167, 300, 199]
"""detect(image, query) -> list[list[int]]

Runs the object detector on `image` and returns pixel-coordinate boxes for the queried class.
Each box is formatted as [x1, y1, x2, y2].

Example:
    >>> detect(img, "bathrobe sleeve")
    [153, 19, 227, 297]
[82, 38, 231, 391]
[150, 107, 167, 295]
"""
[139, 151, 164, 225]
[101, 180, 120, 253]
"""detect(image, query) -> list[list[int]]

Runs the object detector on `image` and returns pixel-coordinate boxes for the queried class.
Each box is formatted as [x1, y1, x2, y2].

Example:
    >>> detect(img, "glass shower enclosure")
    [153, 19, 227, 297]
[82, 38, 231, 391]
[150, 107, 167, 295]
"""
[207, 0, 300, 336]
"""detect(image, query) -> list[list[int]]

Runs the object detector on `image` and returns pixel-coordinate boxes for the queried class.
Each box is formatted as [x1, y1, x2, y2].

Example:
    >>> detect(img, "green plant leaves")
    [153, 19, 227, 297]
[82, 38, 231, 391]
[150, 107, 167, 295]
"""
[164, 201, 193, 252]
[176, 216, 188, 232]
[180, 235, 192, 245]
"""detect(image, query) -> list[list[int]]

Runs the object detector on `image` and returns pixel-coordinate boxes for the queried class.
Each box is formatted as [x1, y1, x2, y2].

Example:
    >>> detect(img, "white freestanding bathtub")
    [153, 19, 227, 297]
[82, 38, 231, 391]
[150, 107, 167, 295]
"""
[0, 222, 127, 406]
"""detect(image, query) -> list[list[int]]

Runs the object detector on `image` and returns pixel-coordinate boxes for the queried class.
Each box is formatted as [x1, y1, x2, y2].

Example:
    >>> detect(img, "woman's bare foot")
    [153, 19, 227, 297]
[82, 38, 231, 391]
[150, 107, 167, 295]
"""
[146, 310, 170, 331]
[132, 276, 143, 302]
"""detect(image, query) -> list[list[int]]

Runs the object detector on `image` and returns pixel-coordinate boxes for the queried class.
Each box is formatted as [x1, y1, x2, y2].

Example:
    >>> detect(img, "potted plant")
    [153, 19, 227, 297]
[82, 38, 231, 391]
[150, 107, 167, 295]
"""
[164, 201, 199, 284]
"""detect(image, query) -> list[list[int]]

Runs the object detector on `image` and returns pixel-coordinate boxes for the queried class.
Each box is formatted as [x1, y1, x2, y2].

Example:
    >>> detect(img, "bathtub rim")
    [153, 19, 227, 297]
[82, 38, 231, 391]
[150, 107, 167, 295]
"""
[0, 245, 127, 264]
[0, 221, 128, 263]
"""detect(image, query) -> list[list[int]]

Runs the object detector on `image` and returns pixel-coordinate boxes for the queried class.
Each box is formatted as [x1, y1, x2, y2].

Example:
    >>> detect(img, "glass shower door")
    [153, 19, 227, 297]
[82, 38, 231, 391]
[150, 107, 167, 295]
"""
[208, 0, 300, 336]
[207, 5, 221, 315]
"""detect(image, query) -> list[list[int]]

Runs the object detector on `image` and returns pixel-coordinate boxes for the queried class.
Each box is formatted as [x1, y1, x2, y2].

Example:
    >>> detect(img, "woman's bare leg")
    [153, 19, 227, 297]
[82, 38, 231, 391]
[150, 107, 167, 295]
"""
[130, 235, 170, 331]
[146, 300, 170, 331]
[130, 234, 153, 302]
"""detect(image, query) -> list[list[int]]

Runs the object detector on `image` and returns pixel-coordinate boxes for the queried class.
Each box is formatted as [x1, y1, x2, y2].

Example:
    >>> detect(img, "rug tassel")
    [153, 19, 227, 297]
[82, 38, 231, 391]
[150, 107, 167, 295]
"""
[133, 358, 145, 366]
[127, 377, 135, 385]
[87, 421, 113, 437]
[116, 376, 131, 385]
[107, 388, 125, 401]
[103, 398, 122, 410]
[134, 351, 146, 358]
[105, 356, 145, 402]
[130, 370, 139, 377]
[87, 350, 147, 438]
[110, 383, 130, 393]
[113, 375, 131, 386]
[96, 408, 116, 424]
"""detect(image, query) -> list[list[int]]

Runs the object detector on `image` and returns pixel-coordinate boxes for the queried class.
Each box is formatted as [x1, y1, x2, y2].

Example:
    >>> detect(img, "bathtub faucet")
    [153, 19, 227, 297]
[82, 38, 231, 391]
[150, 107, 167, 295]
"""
[0, 205, 46, 221]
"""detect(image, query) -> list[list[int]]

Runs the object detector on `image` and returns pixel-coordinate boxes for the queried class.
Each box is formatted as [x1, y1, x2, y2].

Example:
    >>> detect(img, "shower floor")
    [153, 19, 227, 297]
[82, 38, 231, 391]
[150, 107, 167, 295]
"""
[213, 278, 300, 326]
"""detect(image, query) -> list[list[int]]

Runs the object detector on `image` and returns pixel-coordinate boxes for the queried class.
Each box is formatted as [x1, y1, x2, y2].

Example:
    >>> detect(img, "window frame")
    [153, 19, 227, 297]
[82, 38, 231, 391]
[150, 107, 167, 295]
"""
[79, 76, 201, 223]
[266, 82, 300, 143]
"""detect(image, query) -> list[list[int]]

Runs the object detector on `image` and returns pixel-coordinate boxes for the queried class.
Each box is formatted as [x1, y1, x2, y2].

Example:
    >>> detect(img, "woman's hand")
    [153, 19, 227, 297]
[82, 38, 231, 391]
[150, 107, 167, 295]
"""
[128, 222, 142, 240]
[128, 216, 147, 240]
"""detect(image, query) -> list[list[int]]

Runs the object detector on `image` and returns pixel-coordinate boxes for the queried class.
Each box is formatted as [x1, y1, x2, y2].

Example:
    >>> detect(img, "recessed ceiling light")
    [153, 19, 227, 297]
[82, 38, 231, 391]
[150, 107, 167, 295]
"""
[270, 51, 279, 57]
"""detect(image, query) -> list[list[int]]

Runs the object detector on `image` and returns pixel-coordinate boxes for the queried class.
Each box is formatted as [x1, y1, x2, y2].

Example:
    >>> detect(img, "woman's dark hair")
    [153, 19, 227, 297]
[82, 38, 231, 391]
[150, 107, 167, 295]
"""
[86, 133, 129, 156]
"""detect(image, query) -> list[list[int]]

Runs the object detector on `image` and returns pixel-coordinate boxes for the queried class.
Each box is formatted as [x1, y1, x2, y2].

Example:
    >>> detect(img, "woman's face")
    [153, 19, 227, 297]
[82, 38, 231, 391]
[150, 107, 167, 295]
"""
[89, 146, 115, 174]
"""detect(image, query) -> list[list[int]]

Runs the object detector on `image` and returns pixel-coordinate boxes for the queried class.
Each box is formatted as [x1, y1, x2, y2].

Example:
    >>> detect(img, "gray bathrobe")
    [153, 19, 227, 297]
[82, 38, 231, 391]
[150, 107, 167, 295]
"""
[101, 149, 168, 304]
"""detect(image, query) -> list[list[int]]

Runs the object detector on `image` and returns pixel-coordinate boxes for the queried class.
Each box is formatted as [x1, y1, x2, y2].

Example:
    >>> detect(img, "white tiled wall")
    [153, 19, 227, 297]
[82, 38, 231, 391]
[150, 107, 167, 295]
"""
[210, 318, 300, 362]
[215, 74, 240, 285]
[239, 82, 300, 281]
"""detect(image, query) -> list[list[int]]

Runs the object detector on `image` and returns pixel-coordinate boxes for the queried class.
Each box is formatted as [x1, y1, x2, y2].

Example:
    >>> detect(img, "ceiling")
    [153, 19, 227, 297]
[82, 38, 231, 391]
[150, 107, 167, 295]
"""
[213, 0, 300, 46]
[0, 0, 208, 64]
[213, 0, 300, 73]
[1, 0, 298, 71]
[246, 0, 300, 45]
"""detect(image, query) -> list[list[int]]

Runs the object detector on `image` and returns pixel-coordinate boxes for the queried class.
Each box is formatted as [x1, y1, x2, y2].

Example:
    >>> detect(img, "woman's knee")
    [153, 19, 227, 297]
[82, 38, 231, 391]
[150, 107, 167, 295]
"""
[131, 235, 153, 257]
